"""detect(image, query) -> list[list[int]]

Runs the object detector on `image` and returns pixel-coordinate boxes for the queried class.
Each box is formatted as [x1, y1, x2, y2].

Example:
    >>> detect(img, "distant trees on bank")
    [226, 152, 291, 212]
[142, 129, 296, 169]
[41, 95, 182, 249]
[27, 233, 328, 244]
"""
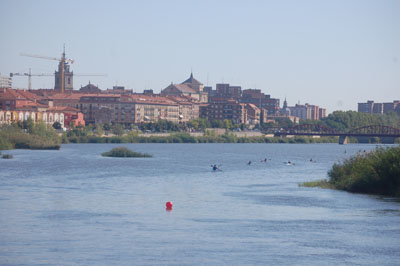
[259, 111, 400, 133]
[2, 111, 400, 150]
[305, 111, 400, 131]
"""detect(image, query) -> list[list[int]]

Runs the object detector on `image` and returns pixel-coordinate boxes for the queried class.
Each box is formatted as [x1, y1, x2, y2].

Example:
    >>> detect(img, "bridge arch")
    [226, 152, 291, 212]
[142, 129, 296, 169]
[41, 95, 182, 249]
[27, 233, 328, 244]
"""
[347, 125, 400, 135]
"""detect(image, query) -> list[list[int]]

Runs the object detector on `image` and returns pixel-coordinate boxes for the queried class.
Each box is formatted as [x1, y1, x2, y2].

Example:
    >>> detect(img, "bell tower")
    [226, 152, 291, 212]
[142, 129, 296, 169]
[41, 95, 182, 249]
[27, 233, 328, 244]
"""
[54, 48, 73, 91]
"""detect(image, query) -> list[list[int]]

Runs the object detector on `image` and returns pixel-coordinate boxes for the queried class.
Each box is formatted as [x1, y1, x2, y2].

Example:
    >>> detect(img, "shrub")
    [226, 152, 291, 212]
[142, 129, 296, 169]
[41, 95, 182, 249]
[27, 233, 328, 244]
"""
[328, 146, 400, 197]
[101, 147, 152, 158]
[2, 154, 13, 159]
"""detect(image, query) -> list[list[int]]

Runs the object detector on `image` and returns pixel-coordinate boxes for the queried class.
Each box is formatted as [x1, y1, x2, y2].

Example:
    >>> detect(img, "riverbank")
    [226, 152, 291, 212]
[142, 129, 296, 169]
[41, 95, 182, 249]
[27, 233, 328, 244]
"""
[62, 132, 339, 144]
[302, 146, 400, 197]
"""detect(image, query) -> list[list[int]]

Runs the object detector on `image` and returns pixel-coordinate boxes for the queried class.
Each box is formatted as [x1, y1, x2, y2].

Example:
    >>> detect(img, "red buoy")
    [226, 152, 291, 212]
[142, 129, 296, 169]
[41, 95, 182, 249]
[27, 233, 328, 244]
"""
[166, 201, 173, 211]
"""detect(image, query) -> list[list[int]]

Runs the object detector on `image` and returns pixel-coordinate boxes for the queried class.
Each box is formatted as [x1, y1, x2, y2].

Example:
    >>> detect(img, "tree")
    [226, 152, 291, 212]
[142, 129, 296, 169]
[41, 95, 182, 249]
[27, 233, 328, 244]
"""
[223, 119, 232, 130]
[103, 123, 111, 131]
[112, 123, 124, 136]
[53, 121, 62, 130]
[23, 117, 34, 134]
[95, 124, 104, 136]
[211, 120, 224, 128]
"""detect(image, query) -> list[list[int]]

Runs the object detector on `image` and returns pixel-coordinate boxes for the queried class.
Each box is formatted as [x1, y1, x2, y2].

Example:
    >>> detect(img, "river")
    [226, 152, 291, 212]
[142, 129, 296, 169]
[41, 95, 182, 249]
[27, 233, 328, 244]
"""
[0, 143, 399, 265]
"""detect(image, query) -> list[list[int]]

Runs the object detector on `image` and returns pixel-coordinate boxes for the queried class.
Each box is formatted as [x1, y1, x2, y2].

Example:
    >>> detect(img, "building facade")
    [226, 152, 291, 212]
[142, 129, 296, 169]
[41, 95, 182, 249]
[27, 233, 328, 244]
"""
[0, 75, 12, 88]
[240, 89, 280, 115]
[161, 73, 208, 103]
[287, 103, 325, 120]
[203, 98, 247, 124]
[358, 100, 400, 115]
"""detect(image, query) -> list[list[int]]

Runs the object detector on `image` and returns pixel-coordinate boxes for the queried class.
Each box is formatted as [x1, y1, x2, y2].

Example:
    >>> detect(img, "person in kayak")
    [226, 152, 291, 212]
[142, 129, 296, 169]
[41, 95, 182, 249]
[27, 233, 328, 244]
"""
[211, 164, 221, 171]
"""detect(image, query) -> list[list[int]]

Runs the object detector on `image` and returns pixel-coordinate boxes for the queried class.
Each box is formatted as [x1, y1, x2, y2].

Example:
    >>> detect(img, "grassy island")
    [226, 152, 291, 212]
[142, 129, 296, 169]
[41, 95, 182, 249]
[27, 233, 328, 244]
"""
[2, 154, 13, 159]
[302, 146, 400, 197]
[101, 147, 152, 158]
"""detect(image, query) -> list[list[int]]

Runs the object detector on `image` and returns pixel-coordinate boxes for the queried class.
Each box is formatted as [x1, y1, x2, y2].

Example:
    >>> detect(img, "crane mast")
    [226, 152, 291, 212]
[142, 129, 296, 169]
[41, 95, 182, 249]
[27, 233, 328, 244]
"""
[20, 46, 74, 93]
[19, 47, 105, 92]
[10, 69, 53, 90]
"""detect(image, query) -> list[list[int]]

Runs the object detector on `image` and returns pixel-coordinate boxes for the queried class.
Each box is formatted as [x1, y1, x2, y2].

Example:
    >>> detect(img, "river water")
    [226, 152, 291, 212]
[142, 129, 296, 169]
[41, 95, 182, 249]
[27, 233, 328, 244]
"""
[0, 143, 399, 265]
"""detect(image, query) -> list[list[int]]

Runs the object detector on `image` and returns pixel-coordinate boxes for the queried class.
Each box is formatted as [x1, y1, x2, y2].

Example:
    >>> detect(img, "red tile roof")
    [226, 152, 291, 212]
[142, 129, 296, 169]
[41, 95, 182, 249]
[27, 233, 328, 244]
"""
[122, 94, 178, 105]
[48, 106, 81, 112]
[0, 88, 43, 101]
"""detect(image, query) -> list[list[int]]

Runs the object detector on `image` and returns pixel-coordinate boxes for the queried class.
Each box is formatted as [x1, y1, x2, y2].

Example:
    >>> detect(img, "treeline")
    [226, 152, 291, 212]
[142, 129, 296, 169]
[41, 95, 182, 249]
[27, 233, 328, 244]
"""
[304, 146, 400, 197]
[260, 111, 400, 132]
[0, 118, 61, 150]
[63, 130, 338, 144]
[305, 111, 400, 131]
[94, 118, 249, 134]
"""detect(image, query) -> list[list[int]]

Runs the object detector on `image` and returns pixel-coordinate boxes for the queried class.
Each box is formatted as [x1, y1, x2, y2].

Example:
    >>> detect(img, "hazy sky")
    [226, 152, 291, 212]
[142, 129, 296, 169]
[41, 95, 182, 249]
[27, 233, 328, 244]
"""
[0, 0, 399, 113]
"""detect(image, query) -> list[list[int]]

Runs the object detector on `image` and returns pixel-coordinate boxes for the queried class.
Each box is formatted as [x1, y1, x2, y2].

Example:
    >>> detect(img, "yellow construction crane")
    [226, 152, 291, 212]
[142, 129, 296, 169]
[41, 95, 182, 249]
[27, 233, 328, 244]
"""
[20, 46, 74, 93]
[10, 68, 106, 90]
[19, 47, 106, 92]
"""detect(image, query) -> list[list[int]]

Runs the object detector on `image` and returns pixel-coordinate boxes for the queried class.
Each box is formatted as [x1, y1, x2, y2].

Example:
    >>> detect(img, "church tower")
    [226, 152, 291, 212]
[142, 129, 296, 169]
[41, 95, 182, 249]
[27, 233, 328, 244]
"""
[54, 50, 73, 91]
[283, 97, 288, 111]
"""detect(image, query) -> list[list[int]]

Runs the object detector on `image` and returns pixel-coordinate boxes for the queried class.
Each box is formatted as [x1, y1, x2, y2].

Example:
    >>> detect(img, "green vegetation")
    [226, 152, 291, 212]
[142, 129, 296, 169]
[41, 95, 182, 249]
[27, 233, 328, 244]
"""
[2, 154, 13, 159]
[303, 111, 400, 131]
[301, 146, 400, 197]
[101, 147, 152, 158]
[59, 111, 400, 144]
[300, 179, 334, 189]
[63, 129, 338, 144]
[136, 118, 248, 132]
[259, 111, 400, 140]
[0, 118, 61, 150]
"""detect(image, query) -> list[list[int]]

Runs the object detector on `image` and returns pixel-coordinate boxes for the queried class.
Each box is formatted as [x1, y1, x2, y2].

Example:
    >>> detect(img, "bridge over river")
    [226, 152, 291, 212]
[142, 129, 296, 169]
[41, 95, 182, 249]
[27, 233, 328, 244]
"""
[274, 124, 400, 144]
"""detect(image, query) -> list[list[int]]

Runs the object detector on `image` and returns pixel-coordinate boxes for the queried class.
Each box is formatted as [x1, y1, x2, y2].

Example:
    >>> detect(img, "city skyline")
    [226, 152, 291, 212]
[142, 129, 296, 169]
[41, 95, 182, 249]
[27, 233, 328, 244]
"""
[0, 0, 399, 113]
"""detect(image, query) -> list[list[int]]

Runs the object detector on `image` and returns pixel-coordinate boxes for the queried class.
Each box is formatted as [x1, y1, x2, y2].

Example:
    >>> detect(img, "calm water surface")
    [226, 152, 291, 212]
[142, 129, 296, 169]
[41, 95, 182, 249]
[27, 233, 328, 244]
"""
[0, 144, 399, 265]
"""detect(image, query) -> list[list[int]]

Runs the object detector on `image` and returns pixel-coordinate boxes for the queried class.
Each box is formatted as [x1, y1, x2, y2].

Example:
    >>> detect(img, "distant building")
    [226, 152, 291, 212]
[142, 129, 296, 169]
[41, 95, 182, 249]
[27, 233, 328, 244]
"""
[202, 98, 266, 125]
[287, 103, 325, 120]
[202, 98, 247, 124]
[0, 75, 12, 88]
[161, 73, 208, 103]
[319, 108, 326, 119]
[281, 98, 289, 115]
[0, 88, 42, 111]
[79, 82, 101, 93]
[373, 103, 383, 114]
[358, 100, 400, 115]
[203, 86, 212, 94]
[240, 89, 280, 115]
[0, 88, 84, 128]
[288, 104, 309, 120]
[215, 83, 242, 99]
[245, 103, 261, 125]
[106, 86, 133, 95]
[143, 89, 154, 95]
[383, 101, 400, 115]
[358, 100, 375, 114]
[166, 95, 200, 123]
[54, 60, 73, 91]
